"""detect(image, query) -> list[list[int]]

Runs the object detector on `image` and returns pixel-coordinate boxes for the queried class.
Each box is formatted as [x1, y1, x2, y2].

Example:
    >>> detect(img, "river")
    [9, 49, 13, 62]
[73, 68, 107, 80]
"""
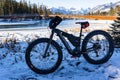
[0, 19, 113, 30]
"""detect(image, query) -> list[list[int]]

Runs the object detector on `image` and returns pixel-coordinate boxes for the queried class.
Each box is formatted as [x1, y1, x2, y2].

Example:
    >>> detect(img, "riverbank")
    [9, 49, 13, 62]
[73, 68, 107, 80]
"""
[78, 15, 117, 20]
[1, 14, 116, 21]
[49, 15, 117, 20]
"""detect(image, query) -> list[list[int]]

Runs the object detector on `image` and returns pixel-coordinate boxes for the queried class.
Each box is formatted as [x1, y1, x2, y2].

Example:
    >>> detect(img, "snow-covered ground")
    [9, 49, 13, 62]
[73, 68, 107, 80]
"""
[0, 20, 119, 80]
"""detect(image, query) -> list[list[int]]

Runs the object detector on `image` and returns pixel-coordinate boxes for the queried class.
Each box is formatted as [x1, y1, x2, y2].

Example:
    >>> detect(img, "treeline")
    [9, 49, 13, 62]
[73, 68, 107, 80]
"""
[88, 5, 120, 16]
[0, 0, 52, 16]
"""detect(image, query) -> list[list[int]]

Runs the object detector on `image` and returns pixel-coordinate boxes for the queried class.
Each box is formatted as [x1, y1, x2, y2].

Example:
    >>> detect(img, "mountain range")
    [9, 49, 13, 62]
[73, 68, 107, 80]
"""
[50, 1, 120, 15]
[50, 7, 90, 15]
[89, 1, 120, 13]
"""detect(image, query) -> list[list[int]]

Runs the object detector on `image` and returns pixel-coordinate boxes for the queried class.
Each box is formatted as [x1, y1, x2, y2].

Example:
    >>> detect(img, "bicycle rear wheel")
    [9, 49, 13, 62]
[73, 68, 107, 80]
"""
[82, 30, 114, 64]
[25, 38, 62, 74]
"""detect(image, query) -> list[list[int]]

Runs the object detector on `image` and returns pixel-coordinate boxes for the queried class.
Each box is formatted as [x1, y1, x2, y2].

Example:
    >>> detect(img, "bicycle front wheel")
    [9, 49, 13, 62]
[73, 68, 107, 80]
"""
[82, 30, 114, 64]
[25, 38, 62, 74]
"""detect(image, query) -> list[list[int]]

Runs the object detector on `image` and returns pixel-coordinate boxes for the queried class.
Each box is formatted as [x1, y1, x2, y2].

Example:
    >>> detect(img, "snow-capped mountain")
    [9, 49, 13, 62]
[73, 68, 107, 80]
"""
[89, 1, 120, 13]
[50, 1, 120, 15]
[50, 7, 90, 15]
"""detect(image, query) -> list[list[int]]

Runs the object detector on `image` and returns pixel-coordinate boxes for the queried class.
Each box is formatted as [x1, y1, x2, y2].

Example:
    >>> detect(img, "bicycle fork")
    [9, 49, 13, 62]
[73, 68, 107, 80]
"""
[43, 30, 54, 58]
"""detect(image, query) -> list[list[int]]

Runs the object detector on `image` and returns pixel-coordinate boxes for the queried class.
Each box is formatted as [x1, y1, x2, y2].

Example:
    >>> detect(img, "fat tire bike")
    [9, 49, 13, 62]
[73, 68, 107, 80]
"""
[25, 16, 114, 74]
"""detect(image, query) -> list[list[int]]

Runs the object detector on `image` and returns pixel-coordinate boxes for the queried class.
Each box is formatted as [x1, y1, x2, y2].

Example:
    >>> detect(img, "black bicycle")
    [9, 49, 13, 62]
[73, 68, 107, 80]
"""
[25, 16, 114, 74]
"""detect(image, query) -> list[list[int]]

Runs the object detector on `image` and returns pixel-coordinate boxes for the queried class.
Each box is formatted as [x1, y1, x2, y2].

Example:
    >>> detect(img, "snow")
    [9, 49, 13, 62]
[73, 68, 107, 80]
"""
[0, 20, 119, 80]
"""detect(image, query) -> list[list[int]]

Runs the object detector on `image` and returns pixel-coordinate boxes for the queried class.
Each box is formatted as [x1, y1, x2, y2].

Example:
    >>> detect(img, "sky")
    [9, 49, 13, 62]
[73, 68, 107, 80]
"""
[16, 0, 120, 10]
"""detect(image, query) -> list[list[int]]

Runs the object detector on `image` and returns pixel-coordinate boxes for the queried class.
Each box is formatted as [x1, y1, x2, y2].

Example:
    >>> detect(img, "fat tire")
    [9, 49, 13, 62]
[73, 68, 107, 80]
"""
[82, 30, 114, 64]
[25, 38, 62, 74]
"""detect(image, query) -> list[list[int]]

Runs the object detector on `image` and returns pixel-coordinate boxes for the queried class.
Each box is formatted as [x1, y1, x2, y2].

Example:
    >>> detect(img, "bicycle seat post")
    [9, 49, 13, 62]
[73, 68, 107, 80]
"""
[75, 21, 89, 43]
[79, 26, 83, 44]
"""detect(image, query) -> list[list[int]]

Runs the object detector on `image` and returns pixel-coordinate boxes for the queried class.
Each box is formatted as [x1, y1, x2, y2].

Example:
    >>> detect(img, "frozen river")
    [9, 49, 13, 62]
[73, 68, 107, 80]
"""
[0, 19, 114, 30]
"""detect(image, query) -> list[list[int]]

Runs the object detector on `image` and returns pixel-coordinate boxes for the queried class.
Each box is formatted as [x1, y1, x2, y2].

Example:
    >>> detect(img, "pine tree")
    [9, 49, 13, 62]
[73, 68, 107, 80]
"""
[0, 0, 4, 15]
[109, 7, 115, 16]
[32, 3, 38, 14]
[38, 5, 43, 15]
[0, 0, 52, 16]
[43, 6, 48, 17]
[110, 12, 120, 47]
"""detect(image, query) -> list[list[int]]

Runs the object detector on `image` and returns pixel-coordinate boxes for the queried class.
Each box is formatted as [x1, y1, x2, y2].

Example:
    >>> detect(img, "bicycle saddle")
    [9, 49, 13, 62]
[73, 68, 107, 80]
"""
[76, 21, 89, 29]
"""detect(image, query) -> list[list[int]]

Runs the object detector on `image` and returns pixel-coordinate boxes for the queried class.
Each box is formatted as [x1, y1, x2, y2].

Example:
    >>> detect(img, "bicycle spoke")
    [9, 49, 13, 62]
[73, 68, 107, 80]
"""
[86, 34, 110, 61]
[30, 43, 59, 70]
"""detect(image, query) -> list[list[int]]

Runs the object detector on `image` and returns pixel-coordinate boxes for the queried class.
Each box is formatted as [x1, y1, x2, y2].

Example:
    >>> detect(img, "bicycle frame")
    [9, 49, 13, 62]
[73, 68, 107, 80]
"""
[48, 28, 83, 57]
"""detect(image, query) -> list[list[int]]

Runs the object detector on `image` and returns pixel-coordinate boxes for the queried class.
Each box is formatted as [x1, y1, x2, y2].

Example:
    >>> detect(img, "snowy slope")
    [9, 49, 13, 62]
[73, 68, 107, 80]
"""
[89, 1, 120, 13]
